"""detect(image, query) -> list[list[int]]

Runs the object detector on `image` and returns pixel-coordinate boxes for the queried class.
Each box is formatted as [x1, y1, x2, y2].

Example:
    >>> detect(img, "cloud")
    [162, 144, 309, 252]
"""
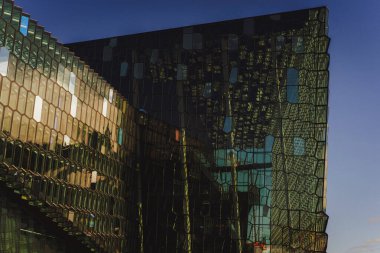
[369, 216, 380, 224]
[346, 237, 380, 253]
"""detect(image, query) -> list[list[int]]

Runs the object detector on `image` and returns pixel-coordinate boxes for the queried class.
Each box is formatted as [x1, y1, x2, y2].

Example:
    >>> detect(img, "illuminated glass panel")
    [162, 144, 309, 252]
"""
[70, 95, 77, 118]
[63, 135, 70, 146]
[33, 95, 43, 122]
[0, 47, 9, 76]
[102, 98, 108, 117]
[69, 72, 76, 94]
[109, 89, 113, 103]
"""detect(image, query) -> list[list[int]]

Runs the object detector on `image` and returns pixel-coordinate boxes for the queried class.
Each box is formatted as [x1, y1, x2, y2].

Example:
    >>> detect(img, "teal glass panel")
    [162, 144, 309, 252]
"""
[294, 137, 305, 155]
[118, 128, 123, 145]
[265, 135, 274, 152]
[287, 68, 299, 103]
[246, 169, 272, 245]
[20, 16, 29, 36]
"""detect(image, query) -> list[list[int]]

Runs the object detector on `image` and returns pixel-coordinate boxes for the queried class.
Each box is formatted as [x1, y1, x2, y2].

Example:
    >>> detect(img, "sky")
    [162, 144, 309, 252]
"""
[12, 0, 380, 252]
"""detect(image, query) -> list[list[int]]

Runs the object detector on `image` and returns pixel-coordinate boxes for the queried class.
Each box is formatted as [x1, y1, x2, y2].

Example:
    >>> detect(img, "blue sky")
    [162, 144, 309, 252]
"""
[13, 0, 380, 252]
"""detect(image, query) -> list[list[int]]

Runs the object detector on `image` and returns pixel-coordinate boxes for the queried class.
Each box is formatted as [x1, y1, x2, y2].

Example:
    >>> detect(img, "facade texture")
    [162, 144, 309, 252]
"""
[0, 1, 329, 253]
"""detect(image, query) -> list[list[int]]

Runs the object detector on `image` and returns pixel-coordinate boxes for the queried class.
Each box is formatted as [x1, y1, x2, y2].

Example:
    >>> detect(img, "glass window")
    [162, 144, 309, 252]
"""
[133, 63, 144, 79]
[150, 49, 159, 64]
[33, 95, 43, 122]
[223, 116, 233, 133]
[20, 16, 29, 36]
[63, 135, 70, 146]
[102, 98, 108, 117]
[0, 77, 10, 105]
[276, 35, 285, 50]
[229, 67, 238, 84]
[9, 82, 19, 110]
[183, 33, 193, 50]
[176, 64, 187, 81]
[203, 82, 212, 98]
[286, 68, 299, 103]
[0, 46, 9, 76]
[292, 36, 304, 53]
[17, 87, 27, 114]
[265, 135, 275, 152]
[193, 33, 203, 49]
[69, 71, 76, 94]
[228, 34, 238, 50]
[294, 137, 305, 156]
[109, 38, 117, 47]
[117, 128, 123, 145]
[120, 62, 128, 77]
[70, 95, 77, 118]
[102, 46, 112, 62]
[109, 88, 113, 103]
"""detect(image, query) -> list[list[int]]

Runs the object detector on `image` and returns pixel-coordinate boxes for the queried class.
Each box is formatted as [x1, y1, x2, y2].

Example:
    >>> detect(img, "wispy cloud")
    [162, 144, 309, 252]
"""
[346, 237, 380, 253]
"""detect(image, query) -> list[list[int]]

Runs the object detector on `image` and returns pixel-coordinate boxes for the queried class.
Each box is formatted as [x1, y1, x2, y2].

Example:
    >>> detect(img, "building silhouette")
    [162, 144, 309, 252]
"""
[0, 1, 329, 253]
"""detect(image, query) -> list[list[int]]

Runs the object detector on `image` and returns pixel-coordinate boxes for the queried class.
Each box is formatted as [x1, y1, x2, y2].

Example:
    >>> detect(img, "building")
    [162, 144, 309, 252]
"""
[0, 1, 330, 253]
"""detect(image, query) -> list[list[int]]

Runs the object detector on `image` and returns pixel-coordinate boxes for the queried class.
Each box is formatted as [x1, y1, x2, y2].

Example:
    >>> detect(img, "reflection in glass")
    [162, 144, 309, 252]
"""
[223, 116, 233, 133]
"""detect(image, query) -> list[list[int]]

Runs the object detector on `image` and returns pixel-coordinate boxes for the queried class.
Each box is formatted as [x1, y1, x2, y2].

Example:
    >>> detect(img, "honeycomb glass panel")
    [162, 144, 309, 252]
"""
[0, 46, 9, 76]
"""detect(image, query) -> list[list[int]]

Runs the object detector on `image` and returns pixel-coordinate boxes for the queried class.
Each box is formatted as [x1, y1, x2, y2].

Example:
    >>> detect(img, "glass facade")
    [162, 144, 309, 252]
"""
[0, 1, 330, 253]
[68, 7, 330, 253]
[0, 1, 133, 252]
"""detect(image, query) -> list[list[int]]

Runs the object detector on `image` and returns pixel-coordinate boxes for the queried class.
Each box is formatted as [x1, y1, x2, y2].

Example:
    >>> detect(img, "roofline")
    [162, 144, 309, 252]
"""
[66, 6, 328, 45]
